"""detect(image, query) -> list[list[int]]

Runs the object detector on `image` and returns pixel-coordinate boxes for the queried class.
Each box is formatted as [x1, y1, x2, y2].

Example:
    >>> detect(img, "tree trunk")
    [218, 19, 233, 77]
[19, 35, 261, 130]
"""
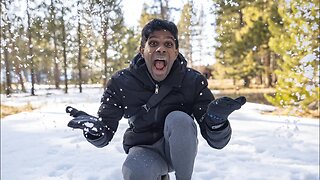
[159, 0, 169, 19]
[243, 76, 250, 87]
[239, 9, 244, 28]
[270, 51, 276, 86]
[3, 26, 12, 96]
[258, 74, 263, 85]
[27, 0, 35, 95]
[15, 63, 26, 92]
[15, 29, 27, 93]
[77, 1, 82, 93]
[62, 7, 68, 93]
[10, 28, 26, 92]
[2, 0, 13, 95]
[51, 0, 60, 89]
[264, 48, 272, 88]
[102, 16, 109, 87]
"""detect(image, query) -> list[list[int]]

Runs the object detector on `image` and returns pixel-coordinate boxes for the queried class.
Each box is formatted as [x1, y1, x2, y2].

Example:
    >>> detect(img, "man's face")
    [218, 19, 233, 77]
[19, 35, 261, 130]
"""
[140, 30, 179, 82]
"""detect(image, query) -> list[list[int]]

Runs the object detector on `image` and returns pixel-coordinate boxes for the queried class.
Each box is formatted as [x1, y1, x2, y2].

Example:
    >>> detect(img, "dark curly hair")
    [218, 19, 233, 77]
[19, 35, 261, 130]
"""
[140, 19, 179, 49]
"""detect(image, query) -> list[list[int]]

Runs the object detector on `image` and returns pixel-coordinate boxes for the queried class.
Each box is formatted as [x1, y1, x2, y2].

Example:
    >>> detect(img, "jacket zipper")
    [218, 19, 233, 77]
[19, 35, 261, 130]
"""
[146, 72, 160, 132]
[155, 84, 159, 94]
[146, 72, 159, 94]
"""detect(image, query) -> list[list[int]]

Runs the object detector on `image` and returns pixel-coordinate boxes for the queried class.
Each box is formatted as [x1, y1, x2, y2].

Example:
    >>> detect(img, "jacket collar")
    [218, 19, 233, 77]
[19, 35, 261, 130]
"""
[129, 53, 187, 89]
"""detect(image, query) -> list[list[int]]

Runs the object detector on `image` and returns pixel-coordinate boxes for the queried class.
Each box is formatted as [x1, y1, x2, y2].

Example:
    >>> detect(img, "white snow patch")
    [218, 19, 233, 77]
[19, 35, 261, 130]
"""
[1, 87, 319, 180]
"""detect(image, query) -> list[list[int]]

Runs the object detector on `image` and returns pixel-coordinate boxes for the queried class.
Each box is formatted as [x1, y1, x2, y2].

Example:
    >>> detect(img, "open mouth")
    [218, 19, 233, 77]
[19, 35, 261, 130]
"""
[154, 59, 167, 71]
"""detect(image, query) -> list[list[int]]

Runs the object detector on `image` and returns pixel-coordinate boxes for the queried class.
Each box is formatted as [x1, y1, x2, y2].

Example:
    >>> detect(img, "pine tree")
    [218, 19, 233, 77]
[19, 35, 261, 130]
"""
[213, 0, 249, 86]
[266, 0, 319, 115]
[177, 2, 193, 66]
[49, 0, 61, 89]
[89, 0, 125, 86]
[61, 5, 69, 93]
[12, 24, 28, 93]
[213, 0, 278, 87]
[1, 0, 13, 95]
[118, 27, 139, 68]
[139, 3, 161, 30]
[27, 0, 36, 95]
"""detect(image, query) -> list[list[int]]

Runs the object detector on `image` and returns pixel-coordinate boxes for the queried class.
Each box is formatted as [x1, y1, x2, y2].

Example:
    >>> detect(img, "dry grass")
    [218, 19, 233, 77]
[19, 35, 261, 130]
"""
[213, 88, 276, 105]
[208, 79, 275, 91]
[208, 79, 276, 105]
[0, 103, 34, 119]
[207, 79, 319, 118]
[262, 107, 319, 119]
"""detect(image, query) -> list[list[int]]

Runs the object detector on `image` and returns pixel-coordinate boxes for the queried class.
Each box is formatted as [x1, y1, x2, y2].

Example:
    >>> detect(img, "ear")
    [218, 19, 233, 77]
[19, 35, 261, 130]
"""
[139, 46, 144, 57]
[174, 48, 179, 59]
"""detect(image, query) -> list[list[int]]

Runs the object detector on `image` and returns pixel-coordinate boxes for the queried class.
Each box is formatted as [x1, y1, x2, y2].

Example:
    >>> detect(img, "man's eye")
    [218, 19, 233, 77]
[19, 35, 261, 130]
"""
[165, 42, 173, 48]
[149, 41, 158, 47]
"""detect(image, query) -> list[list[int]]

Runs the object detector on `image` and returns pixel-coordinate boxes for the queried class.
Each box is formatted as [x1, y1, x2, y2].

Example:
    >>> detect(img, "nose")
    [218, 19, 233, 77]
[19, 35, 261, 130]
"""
[156, 44, 166, 53]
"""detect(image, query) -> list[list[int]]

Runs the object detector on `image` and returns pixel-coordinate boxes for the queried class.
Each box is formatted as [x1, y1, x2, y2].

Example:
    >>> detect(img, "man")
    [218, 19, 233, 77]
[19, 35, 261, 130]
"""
[66, 19, 246, 180]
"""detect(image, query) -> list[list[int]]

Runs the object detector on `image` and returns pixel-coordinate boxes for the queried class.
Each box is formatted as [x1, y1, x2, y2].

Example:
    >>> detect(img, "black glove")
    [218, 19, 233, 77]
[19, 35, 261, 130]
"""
[205, 96, 246, 129]
[66, 106, 105, 137]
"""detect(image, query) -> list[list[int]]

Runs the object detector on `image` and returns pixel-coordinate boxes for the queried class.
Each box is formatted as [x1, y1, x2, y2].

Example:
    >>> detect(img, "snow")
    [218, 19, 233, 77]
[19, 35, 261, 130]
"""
[1, 87, 319, 180]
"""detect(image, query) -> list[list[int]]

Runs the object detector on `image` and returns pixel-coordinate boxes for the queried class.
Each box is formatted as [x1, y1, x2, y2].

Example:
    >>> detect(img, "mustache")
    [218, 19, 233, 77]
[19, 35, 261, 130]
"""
[154, 56, 167, 60]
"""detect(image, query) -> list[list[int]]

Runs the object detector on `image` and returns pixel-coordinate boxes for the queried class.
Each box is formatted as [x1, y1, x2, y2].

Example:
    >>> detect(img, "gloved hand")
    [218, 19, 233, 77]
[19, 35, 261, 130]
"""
[66, 106, 105, 137]
[205, 96, 246, 129]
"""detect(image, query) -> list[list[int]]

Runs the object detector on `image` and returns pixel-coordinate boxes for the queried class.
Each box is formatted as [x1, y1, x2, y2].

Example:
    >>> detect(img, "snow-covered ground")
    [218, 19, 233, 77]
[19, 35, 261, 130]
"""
[1, 87, 319, 180]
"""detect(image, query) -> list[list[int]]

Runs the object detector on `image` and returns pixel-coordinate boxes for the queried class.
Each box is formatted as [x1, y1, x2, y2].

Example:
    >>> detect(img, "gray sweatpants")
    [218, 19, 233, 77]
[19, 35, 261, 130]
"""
[122, 111, 198, 180]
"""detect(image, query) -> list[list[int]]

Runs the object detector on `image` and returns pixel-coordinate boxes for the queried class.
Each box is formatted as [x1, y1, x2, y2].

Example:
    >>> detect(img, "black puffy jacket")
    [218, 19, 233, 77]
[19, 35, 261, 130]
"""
[88, 53, 232, 153]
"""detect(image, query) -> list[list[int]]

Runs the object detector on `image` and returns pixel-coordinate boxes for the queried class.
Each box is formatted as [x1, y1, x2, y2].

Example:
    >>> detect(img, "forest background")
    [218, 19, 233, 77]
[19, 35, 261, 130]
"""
[1, 0, 319, 118]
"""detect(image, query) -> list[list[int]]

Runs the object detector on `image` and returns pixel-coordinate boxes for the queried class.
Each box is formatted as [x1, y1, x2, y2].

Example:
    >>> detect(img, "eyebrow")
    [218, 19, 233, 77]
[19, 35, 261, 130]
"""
[148, 35, 175, 41]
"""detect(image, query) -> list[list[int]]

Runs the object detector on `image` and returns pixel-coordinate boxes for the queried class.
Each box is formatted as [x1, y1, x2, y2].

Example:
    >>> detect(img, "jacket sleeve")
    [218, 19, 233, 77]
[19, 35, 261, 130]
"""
[85, 76, 124, 148]
[192, 74, 232, 149]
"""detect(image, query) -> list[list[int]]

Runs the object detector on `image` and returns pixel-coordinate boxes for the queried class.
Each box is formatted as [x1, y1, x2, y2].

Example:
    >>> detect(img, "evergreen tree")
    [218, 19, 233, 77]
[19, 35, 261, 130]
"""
[139, 3, 160, 30]
[213, 0, 248, 85]
[234, 0, 277, 87]
[213, 0, 278, 87]
[152, 0, 170, 20]
[138, 0, 179, 30]
[11, 23, 28, 93]
[89, 0, 125, 86]
[49, 0, 61, 89]
[61, 5, 69, 93]
[119, 27, 140, 65]
[27, 0, 36, 95]
[192, 5, 206, 66]
[24, 0, 63, 88]
[76, 0, 83, 92]
[266, 0, 319, 115]
[1, 0, 13, 95]
[177, 2, 193, 66]
[191, 3, 216, 67]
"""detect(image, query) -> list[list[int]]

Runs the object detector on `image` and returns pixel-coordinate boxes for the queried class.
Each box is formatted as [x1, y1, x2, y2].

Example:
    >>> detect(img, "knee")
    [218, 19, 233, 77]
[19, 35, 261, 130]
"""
[165, 111, 194, 129]
[122, 159, 152, 180]
[122, 148, 166, 180]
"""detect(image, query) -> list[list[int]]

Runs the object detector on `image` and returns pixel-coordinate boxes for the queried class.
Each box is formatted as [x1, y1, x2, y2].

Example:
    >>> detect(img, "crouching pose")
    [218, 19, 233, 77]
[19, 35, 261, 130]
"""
[66, 19, 246, 180]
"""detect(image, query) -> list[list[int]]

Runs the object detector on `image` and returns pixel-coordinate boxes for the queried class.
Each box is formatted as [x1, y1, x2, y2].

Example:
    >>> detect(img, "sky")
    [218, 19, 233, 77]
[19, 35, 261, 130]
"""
[121, 0, 148, 27]
[1, 87, 319, 180]
[121, 0, 187, 27]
